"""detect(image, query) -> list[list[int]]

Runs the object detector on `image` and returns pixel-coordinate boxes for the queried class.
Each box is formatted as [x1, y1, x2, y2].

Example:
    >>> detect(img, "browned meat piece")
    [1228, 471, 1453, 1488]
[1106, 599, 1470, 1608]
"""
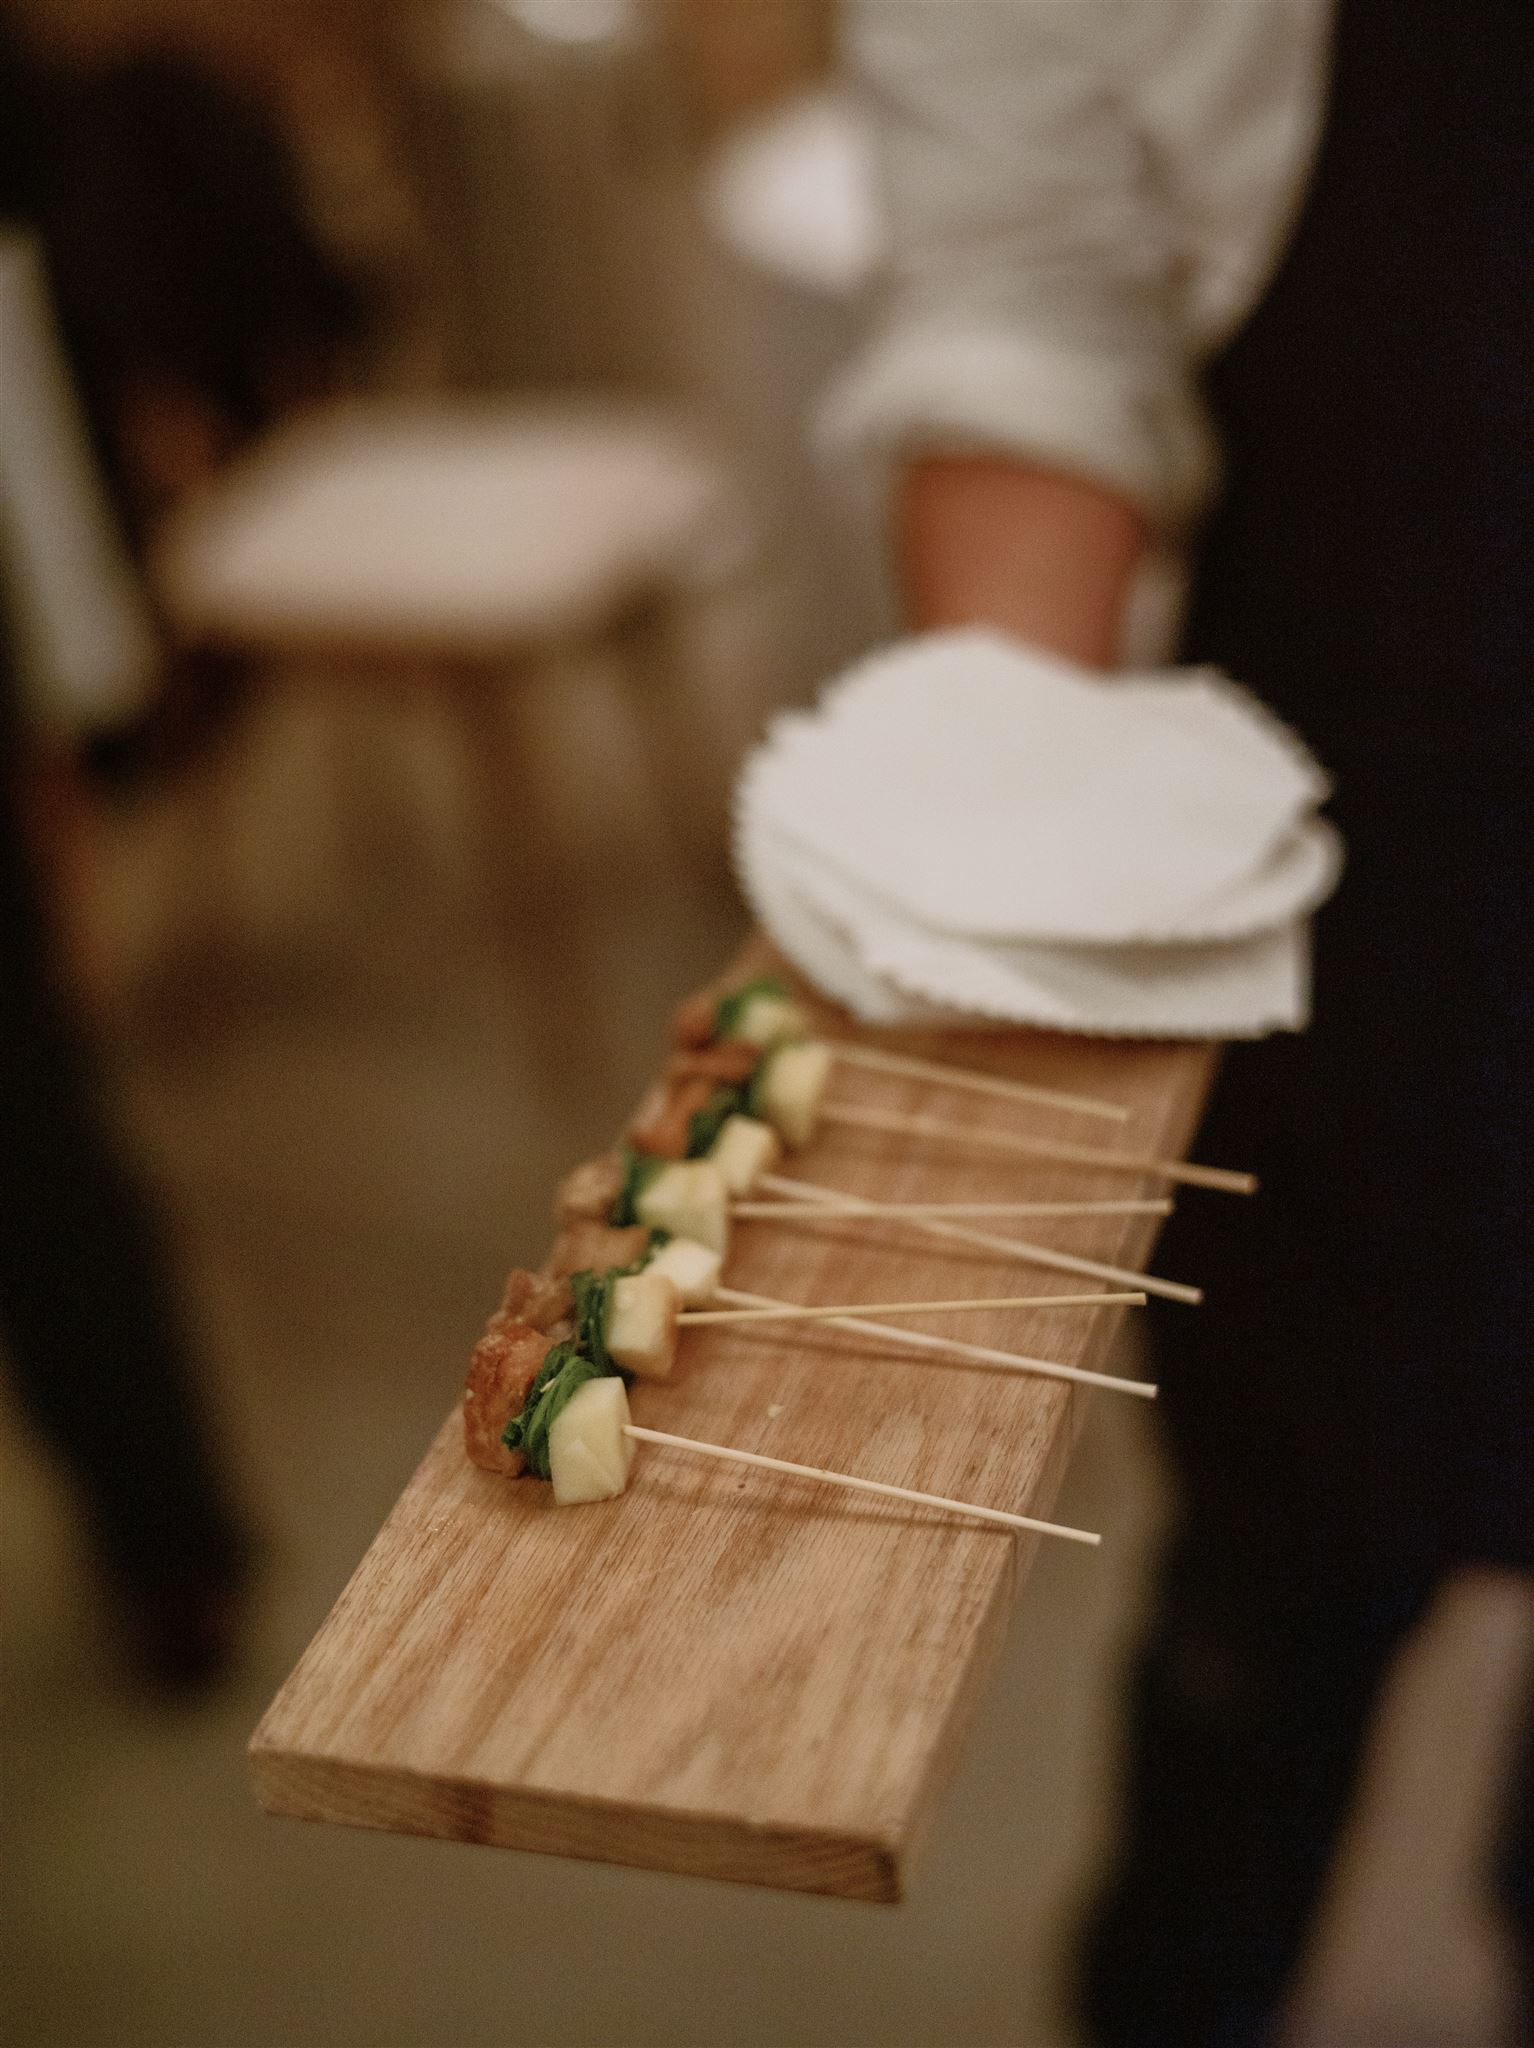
[671, 989, 718, 1047]
[546, 1219, 652, 1278]
[487, 1307, 576, 1346]
[630, 1075, 716, 1159]
[497, 1267, 573, 1332]
[626, 1081, 672, 1153]
[665, 1040, 760, 1086]
[462, 1322, 553, 1476]
[554, 1153, 624, 1221]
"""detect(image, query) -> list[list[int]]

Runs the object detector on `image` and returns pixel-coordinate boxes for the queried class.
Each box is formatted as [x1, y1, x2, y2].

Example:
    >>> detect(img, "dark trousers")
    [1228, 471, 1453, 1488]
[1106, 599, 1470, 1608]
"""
[1080, 1532, 1534, 2047]
[0, 753, 249, 1612]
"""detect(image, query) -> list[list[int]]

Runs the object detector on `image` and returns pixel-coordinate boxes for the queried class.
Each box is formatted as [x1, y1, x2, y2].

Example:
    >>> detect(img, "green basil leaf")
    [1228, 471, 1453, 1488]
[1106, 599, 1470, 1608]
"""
[712, 975, 792, 1042]
[569, 1268, 615, 1374]
[685, 1084, 747, 1157]
[501, 1340, 573, 1461]
[501, 1342, 605, 1480]
[745, 1043, 781, 1120]
[610, 1147, 663, 1226]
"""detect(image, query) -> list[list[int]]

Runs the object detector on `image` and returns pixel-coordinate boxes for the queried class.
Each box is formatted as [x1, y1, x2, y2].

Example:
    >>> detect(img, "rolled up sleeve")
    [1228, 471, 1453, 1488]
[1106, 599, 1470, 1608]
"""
[821, 0, 1221, 532]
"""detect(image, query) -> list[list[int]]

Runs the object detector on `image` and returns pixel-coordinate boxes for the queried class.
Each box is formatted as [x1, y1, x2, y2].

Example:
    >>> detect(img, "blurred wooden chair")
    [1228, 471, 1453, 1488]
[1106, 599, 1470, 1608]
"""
[153, 394, 751, 933]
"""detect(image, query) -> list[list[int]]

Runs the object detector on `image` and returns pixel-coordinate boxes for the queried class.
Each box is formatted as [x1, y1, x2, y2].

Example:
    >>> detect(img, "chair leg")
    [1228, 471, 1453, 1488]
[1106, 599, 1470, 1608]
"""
[166, 694, 259, 961]
[609, 590, 726, 882]
[448, 658, 551, 932]
[445, 658, 612, 1088]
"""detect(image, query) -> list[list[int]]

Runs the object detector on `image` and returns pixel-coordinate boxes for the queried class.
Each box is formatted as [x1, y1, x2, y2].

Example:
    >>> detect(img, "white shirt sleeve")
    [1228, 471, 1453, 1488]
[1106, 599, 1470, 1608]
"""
[822, 0, 1330, 534]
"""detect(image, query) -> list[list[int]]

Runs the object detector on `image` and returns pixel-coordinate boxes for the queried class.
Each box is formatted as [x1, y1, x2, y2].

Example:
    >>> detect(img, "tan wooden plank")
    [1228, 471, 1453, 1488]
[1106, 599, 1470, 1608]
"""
[251, 951, 1219, 1900]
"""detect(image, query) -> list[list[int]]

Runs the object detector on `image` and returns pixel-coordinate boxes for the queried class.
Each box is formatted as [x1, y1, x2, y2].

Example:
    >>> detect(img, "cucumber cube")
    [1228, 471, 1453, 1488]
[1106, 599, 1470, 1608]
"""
[605, 1271, 679, 1379]
[635, 1160, 731, 1256]
[707, 1113, 783, 1195]
[731, 991, 812, 1048]
[645, 1235, 723, 1308]
[549, 1376, 634, 1505]
[754, 1040, 834, 1148]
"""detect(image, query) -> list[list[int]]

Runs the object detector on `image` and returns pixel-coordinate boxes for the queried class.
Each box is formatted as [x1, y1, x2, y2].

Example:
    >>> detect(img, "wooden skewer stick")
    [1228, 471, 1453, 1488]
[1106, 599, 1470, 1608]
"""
[622, 1425, 1101, 1546]
[901, 1213, 1201, 1306]
[714, 1285, 1156, 1400]
[829, 1039, 1129, 1124]
[821, 1102, 1259, 1196]
[680, 1289, 1142, 1327]
[735, 1191, 1171, 1222]
[897, 1204, 1196, 1302]
[758, 1174, 1202, 1307]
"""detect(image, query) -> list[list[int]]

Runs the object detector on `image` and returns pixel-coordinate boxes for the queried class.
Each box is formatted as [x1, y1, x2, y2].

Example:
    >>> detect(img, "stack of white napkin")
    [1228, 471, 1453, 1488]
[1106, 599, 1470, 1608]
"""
[735, 631, 1341, 1038]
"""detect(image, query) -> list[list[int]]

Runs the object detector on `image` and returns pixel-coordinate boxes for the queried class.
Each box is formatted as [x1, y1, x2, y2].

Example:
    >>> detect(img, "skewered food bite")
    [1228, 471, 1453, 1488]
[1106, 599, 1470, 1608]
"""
[642, 1233, 722, 1306]
[549, 1212, 721, 1307]
[633, 1052, 786, 1191]
[673, 975, 812, 1051]
[707, 1113, 783, 1195]
[472, 1243, 1138, 1488]
[604, 1270, 681, 1379]
[625, 987, 836, 1176]
[463, 1322, 560, 1477]
[749, 1040, 835, 1148]
[494, 1266, 574, 1337]
[458, 967, 1201, 1528]
[625, 1158, 731, 1254]
[555, 1154, 626, 1221]
[465, 1235, 680, 1477]
[463, 1280, 1106, 1539]
[667, 973, 1255, 1196]
[549, 1376, 635, 1505]
[555, 1150, 732, 1258]
[547, 1218, 653, 1278]
[714, 980, 814, 1049]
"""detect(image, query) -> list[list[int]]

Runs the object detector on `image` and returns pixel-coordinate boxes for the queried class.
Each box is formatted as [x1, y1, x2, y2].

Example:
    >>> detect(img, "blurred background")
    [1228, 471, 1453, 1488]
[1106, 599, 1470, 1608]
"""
[1, 3, 1528, 2043]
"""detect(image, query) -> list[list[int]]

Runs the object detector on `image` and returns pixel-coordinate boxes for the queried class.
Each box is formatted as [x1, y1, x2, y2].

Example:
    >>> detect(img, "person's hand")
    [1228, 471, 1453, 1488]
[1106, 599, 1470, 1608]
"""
[897, 454, 1148, 670]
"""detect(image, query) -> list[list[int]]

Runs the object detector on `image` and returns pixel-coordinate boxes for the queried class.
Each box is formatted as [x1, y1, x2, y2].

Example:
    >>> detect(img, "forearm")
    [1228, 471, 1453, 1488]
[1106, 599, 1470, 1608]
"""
[896, 454, 1149, 670]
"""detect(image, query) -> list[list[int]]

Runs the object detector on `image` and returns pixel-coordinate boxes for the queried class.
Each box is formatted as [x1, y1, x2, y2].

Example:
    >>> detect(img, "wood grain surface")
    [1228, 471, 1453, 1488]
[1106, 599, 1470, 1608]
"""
[251, 953, 1219, 1901]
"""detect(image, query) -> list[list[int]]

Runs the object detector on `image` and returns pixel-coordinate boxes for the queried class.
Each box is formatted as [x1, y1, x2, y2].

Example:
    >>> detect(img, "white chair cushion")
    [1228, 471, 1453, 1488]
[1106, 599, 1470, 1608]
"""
[157, 399, 744, 654]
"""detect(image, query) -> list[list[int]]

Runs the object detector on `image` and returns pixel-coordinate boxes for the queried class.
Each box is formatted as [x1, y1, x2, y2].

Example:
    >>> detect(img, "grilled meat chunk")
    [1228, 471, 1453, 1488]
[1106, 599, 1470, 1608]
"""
[495, 1266, 573, 1334]
[463, 1321, 554, 1476]
[546, 1219, 652, 1278]
[630, 1075, 717, 1159]
[554, 1153, 624, 1221]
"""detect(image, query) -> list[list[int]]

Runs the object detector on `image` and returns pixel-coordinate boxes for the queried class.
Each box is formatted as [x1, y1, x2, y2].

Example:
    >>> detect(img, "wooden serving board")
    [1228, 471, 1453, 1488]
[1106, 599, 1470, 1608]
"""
[251, 956, 1217, 1901]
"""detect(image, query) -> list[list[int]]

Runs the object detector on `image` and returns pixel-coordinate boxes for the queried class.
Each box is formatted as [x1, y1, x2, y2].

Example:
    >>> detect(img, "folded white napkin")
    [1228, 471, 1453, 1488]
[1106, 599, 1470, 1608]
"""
[753, 632, 1329, 942]
[734, 630, 1339, 1039]
[739, 794, 1312, 1038]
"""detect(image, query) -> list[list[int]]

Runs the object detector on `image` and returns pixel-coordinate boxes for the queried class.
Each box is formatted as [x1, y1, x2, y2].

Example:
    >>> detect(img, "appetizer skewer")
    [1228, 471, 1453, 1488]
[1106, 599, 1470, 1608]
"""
[622, 1416, 1101, 1545]
[665, 975, 1255, 1192]
[552, 1159, 1155, 1397]
[754, 1173, 1203, 1307]
[465, 1301, 1102, 1543]
[672, 979, 1128, 1124]
[620, 994, 1208, 1299]
[615, 1101, 1192, 1303]
[467, 1221, 1146, 1489]
[823, 1104, 1258, 1196]
[511, 1229, 1142, 1383]
[713, 1286, 1155, 1400]
[462, 971, 1193, 1533]
[825, 1040, 1129, 1125]
[679, 1289, 1143, 1329]
[731, 1194, 1172, 1221]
